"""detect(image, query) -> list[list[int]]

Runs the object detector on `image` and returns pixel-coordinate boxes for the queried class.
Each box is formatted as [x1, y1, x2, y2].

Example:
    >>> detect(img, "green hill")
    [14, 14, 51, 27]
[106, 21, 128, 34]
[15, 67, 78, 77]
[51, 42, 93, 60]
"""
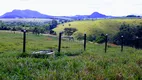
[54, 19, 142, 37]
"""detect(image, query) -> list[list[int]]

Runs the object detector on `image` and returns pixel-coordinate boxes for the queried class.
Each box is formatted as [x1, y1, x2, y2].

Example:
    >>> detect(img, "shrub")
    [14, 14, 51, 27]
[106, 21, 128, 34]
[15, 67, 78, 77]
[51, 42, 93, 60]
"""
[64, 28, 77, 36]
[95, 35, 106, 43]
[74, 32, 84, 40]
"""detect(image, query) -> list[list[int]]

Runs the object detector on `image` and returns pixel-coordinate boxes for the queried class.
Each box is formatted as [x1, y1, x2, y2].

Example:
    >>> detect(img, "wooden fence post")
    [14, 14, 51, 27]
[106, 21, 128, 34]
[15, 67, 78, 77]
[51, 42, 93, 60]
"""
[58, 32, 62, 53]
[84, 33, 86, 51]
[105, 34, 108, 53]
[23, 30, 26, 53]
[121, 35, 124, 52]
[135, 36, 139, 49]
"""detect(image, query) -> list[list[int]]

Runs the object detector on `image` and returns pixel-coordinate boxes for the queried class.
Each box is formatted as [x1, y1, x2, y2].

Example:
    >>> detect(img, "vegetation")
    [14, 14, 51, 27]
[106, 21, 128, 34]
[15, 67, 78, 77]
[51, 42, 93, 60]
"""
[113, 23, 142, 48]
[64, 28, 77, 36]
[0, 31, 142, 80]
[0, 19, 58, 34]
[54, 19, 142, 44]
[126, 15, 141, 18]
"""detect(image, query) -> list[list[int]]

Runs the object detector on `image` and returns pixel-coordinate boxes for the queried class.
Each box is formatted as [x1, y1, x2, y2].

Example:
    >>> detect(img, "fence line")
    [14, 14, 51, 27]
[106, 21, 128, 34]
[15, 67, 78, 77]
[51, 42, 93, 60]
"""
[19, 31, 142, 54]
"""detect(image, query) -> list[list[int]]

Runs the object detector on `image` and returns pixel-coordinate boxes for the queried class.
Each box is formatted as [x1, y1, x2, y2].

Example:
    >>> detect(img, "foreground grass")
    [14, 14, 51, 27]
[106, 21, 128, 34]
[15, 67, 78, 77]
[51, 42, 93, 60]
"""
[0, 31, 142, 80]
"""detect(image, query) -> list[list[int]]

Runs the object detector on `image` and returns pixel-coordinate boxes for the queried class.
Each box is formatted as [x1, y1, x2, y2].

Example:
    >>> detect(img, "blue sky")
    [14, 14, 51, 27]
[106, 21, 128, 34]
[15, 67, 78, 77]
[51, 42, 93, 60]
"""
[0, 0, 142, 16]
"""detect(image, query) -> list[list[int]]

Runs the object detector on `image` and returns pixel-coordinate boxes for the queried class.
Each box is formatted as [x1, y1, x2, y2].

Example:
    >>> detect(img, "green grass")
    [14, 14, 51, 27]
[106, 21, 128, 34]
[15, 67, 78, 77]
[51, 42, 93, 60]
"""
[0, 31, 83, 55]
[0, 31, 142, 80]
[54, 19, 142, 36]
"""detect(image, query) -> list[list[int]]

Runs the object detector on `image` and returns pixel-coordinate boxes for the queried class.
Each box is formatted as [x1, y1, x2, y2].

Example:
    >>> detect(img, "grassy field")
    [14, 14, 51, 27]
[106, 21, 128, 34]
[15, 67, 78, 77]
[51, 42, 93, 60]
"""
[0, 31, 142, 80]
[54, 19, 142, 36]
[0, 31, 83, 54]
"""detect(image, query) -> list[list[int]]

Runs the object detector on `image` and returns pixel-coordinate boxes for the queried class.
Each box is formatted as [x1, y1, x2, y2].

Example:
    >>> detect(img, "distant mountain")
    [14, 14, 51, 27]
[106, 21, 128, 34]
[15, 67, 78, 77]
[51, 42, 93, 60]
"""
[0, 9, 111, 19]
[70, 15, 89, 20]
[89, 12, 107, 18]
[0, 9, 53, 18]
[126, 15, 141, 17]
[67, 12, 109, 20]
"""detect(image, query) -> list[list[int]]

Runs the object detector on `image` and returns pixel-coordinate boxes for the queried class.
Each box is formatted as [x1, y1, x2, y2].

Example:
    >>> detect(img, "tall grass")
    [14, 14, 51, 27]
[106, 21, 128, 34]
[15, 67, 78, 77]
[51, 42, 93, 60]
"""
[0, 31, 142, 80]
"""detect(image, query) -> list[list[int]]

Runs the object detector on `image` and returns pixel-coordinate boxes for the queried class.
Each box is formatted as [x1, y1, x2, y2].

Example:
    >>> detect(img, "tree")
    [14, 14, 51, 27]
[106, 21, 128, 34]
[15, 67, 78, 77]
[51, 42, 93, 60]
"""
[135, 26, 142, 37]
[12, 27, 16, 33]
[49, 30, 56, 35]
[69, 24, 71, 26]
[126, 15, 140, 17]
[74, 32, 84, 40]
[43, 24, 50, 31]
[33, 27, 39, 35]
[113, 24, 142, 48]
[50, 19, 58, 30]
[64, 28, 77, 36]
[87, 28, 105, 42]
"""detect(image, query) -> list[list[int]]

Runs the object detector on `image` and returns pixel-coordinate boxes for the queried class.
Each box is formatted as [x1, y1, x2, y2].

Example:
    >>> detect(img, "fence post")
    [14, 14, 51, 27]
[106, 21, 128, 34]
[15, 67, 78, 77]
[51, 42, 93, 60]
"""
[121, 35, 124, 52]
[23, 30, 26, 53]
[84, 33, 86, 51]
[135, 36, 139, 49]
[58, 32, 62, 53]
[105, 34, 108, 53]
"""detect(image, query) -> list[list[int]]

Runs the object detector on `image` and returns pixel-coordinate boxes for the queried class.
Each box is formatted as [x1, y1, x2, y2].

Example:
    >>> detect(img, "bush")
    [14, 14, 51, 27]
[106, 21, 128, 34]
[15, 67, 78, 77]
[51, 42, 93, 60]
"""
[50, 30, 57, 35]
[87, 28, 105, 42]
[87, 34, 96, 41]
[95, 35, 105, 43]
[64, 28, 77, 36]
[74, 32, 84, 40]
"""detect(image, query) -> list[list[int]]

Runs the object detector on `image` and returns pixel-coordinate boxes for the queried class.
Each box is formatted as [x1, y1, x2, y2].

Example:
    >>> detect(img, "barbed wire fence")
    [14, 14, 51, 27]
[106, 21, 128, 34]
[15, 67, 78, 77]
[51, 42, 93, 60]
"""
[1, 30, 139, 56]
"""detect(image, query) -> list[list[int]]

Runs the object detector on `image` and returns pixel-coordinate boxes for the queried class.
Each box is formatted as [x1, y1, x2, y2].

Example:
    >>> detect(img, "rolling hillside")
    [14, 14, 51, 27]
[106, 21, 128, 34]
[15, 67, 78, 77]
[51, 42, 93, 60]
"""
[54, 19, 142, 37]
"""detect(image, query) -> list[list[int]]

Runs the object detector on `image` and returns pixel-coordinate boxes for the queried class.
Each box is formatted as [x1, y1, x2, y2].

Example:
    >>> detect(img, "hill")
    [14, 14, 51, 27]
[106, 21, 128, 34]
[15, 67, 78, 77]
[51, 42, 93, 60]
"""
[54, 19, 142, 37]
[0, 10, 111, 19]
[70, 15, 89, 20]
[89, 12, 107, 18]
[63, 12, 109, 20]
[0, 9, 53, 18]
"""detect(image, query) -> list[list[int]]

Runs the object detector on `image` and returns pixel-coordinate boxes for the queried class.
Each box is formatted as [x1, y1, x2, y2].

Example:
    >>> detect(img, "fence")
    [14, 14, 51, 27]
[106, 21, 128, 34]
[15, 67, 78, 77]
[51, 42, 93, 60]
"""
[21, 30, 142, 54]
[58, 32, 86, 55]
[0, 30, 141, 55]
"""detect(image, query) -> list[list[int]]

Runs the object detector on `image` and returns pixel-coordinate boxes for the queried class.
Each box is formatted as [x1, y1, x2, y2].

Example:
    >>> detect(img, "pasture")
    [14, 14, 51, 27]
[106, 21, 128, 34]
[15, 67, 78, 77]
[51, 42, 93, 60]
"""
[54, 19, 142, 36]
[0, 31, 142, 80]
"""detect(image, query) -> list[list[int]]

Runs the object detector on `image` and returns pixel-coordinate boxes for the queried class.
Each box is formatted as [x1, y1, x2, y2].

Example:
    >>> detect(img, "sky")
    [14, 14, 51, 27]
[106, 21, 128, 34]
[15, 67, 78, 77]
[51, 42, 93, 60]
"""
[0, 0, 142, 16]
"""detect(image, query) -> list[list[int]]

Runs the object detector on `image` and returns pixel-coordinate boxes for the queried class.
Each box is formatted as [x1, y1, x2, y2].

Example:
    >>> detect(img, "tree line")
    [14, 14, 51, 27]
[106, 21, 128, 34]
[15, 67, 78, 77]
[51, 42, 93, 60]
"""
[113, 23, 142, 48]
[0, 19, 58, 35]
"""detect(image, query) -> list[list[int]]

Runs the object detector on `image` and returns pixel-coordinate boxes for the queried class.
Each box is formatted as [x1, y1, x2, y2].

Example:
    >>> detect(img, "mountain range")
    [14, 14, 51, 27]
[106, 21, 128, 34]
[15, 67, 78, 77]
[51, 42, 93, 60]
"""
[0, 9, 110, 19]
[0, 9, 53, 18]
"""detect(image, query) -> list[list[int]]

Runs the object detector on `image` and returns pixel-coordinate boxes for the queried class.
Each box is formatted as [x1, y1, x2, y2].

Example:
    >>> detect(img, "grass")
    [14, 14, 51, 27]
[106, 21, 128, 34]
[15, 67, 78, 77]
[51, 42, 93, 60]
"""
[0, 31, 142, 80]
[0, 31, 83, 55]
[54, 19, 142, 36]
